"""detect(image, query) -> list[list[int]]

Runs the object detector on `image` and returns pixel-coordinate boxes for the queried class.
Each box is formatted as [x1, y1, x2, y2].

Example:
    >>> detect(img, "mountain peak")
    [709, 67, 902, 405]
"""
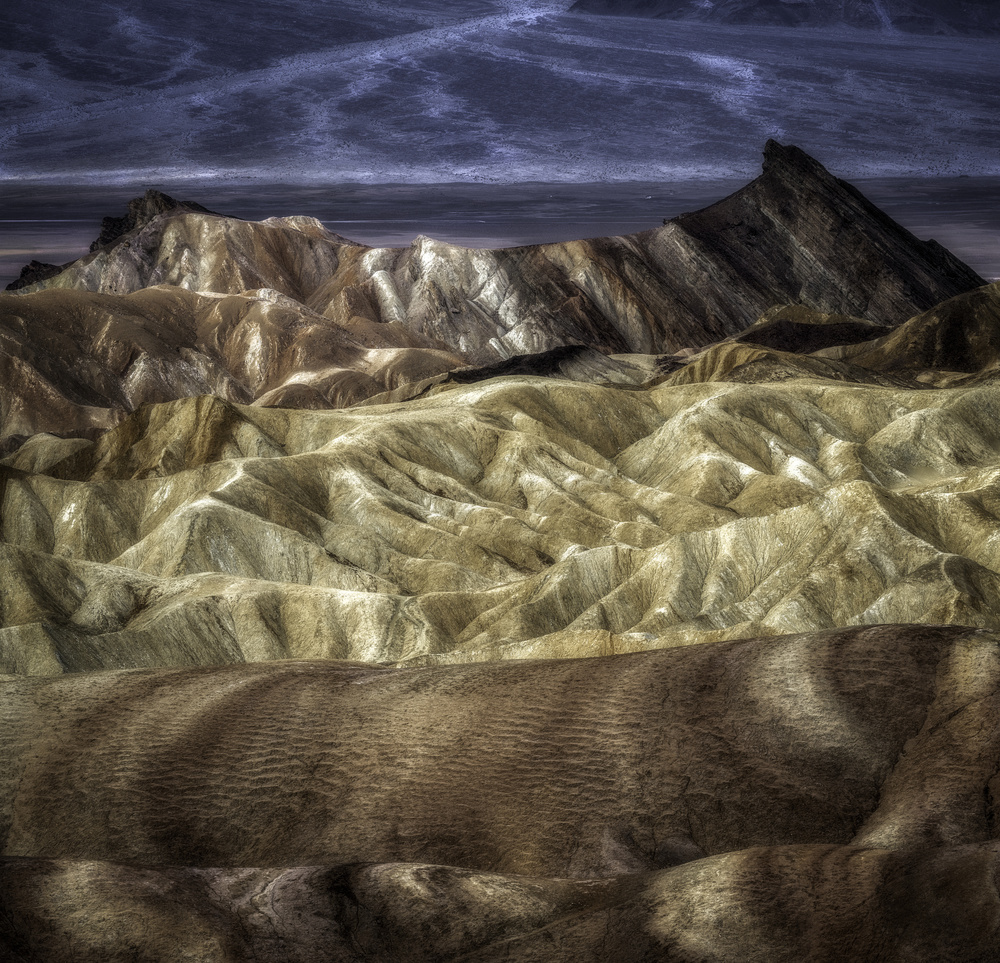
[669, 141, 984, 325]
[88, 189, 213, 252]
[761, 139, 835, 183]
[1, 141, 985, 442]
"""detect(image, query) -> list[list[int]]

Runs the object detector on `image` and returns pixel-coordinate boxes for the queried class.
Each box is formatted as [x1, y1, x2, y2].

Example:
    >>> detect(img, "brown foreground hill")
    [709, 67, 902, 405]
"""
[2, 144, 1000, 960]
[4, 624, 1000, 961]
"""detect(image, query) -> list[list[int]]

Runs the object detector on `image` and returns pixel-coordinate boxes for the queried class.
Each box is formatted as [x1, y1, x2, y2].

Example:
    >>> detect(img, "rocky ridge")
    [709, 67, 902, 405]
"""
[0, 142, 981, 444]
[3, 144, 1000, 960]
[2, 341, 1000, 673]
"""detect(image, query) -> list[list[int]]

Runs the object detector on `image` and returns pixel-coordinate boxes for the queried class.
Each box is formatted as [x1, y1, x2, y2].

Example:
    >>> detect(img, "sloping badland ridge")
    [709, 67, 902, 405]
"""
[3, 624, 1000, 961]
[1, 353, 1000, 672]
[1, 141, 981, 443]
[3, 143, 1000, 960]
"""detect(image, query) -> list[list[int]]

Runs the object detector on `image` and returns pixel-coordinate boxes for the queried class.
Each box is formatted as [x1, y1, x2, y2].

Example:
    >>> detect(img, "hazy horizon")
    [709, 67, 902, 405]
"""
[3, 174, 999, 288]
[4, 0, 997, 282]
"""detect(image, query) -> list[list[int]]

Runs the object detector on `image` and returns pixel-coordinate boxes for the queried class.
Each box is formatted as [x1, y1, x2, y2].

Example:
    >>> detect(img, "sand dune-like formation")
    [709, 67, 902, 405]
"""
[1, 624, 992, 869]
[3, 624, 1000, 960]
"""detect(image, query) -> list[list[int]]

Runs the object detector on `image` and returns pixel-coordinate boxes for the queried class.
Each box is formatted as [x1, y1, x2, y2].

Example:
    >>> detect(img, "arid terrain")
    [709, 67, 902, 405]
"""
[2, 143, 1000, 960]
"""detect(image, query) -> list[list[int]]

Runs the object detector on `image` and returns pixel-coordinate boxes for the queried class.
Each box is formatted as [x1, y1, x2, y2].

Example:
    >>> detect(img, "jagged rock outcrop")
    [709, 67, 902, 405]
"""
[87, 188, 212, 252]
[13, 209, 357, 301]
[0, 142, 984, 444]
[672, 141, 981, 325]
[4, 260, 64, 293]
[570, 0, 999, 34]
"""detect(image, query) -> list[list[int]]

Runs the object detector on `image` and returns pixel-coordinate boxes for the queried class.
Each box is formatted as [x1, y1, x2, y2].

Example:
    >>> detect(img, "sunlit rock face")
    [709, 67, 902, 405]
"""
[11, 209, 356, 301]
[2, 338, 1000, 672]
[571, 0, 999, 35]
[2, 143, 1000, 960]
[0, 142, 983, 445]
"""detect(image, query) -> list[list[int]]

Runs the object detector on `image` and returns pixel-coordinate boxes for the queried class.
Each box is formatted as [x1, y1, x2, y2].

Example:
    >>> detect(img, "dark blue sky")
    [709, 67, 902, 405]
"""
[2, 0, 998, 182]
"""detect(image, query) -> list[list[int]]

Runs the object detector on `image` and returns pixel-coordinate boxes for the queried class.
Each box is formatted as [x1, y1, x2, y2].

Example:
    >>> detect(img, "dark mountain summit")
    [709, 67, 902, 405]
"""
[88, 189, 212, 252]
[672, 140, 983, 323]
[4, 260, 65, 294]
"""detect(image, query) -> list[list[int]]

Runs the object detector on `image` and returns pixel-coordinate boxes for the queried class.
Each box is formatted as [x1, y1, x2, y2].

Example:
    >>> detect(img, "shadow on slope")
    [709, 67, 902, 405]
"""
[0, 142, 983, 444]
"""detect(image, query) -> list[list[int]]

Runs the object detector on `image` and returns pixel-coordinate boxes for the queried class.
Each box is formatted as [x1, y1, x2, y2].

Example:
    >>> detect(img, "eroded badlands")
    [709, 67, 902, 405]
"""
[3, 143, 1000, 961]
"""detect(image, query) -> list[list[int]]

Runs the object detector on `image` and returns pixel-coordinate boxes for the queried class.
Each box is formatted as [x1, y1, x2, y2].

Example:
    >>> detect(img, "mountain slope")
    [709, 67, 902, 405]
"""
[3, 624, 1000, 961]
[0, 143, 984, 444]
[817, 282, 1000, 381]
[0, 625, 994, 871]
[2, 360, 1000, 672]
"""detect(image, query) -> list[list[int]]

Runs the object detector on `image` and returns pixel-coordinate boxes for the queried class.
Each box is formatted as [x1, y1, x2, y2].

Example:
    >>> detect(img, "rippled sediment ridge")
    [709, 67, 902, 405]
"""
[3, 624, 1000, 960]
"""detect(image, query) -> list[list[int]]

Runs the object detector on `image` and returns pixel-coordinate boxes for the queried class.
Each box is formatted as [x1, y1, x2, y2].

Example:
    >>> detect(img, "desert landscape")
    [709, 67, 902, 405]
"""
[2, 0, 1000, 955]
[1, 133, 1000, 959]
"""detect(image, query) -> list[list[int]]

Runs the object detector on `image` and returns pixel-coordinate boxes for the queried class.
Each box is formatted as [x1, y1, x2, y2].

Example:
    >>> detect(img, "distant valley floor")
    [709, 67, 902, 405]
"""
[3, 176, 999, 289]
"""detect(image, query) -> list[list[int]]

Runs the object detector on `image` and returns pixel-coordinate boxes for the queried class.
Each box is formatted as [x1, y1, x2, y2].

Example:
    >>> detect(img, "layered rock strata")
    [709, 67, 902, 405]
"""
[0, 143, 982, 443]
